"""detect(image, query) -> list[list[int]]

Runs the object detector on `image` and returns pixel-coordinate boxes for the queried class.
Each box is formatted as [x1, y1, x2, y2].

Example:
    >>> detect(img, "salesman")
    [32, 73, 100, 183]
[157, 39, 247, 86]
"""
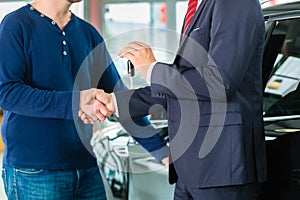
[80, 0, 267, 199]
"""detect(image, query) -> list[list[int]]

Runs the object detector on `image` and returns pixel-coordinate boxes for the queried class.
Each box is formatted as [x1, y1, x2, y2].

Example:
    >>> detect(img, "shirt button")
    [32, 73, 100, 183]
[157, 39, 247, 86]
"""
[40, 14, 44, 17]
[62, 31, 66, 36]
[63, 41, 67, 45]
[30, 6, 34, 11]
[63, 51, 67, 56]
[51, 21, 56, 25]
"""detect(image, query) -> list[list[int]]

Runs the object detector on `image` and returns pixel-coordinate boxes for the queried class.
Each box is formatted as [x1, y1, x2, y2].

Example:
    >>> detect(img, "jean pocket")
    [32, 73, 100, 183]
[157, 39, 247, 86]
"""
[1, 167, 7, 193]
[15, 168, 43, 175]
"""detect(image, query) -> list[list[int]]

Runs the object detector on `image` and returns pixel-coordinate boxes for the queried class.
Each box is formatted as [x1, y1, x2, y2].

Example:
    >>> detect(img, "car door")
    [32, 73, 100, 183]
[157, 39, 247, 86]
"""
[260, 11, 300, 200]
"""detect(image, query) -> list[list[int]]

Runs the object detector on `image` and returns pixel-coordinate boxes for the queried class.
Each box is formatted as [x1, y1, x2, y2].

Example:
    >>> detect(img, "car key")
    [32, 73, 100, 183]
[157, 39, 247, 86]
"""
[127, 60, 135, 77]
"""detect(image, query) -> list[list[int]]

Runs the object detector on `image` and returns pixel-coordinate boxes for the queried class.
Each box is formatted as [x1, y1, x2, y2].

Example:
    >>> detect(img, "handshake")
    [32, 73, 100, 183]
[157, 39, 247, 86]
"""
[78, 41, 157, 124]
[78, 88, 115, 124]
[77, 42, 169, 166]
[78, 89, 170, 167]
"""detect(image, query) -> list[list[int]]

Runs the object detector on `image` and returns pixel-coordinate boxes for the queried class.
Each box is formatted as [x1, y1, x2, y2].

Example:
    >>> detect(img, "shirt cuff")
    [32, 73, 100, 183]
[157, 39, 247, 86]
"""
[146, 61, 157, 84]
[151, 145, 169, 163]
[111, 93, 119, 117]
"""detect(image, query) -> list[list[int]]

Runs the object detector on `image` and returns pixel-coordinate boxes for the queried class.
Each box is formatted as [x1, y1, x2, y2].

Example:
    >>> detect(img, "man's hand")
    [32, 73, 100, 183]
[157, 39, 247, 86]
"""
[79, 88, 112, 124]
[161, 157, 170, 169]
[95, 90, 115, 113]
[118, 41, 156, 78]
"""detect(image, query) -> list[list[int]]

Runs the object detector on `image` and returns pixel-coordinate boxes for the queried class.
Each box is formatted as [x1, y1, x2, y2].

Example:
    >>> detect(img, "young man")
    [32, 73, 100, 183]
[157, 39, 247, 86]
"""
[0, 0, 168, 199]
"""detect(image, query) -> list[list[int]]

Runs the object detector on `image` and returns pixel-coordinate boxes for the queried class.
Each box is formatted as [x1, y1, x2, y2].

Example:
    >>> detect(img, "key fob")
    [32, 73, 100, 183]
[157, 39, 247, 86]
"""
[127, 60, 135, 77]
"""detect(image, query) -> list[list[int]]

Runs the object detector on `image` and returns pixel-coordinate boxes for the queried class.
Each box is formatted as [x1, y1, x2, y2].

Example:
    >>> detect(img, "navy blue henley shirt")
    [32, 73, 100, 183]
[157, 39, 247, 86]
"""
[0, 4, 168, 169]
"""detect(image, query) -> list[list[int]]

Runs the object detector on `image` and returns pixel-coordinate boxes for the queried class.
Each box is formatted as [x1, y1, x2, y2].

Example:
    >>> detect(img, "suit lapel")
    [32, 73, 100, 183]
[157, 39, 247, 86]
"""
[179, 0, 208, 46]
[185, 0, 207, 35]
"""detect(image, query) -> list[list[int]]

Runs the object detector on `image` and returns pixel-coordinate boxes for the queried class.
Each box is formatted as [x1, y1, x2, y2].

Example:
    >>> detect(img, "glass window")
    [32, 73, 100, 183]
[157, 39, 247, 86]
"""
[263, 18, 300, 117]
[176, 1, 187, 33]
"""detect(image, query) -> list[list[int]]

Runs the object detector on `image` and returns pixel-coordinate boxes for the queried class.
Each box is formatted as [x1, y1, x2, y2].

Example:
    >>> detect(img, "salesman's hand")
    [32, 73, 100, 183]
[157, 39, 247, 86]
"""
[95, 90, 115, 113]
[161, 157, 170, 169]
[79, 88, 112, 124]
[118, 41, 156, 78]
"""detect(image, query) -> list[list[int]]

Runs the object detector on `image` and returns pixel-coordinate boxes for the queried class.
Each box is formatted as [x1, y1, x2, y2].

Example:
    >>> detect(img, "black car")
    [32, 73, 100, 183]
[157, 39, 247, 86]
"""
[260, 1, 300, 199]
[93, 1, 300, 199]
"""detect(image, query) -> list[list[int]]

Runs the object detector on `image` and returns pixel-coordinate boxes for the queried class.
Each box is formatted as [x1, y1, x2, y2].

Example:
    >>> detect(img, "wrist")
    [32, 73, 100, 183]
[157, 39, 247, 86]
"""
[136, 65, 150, 79]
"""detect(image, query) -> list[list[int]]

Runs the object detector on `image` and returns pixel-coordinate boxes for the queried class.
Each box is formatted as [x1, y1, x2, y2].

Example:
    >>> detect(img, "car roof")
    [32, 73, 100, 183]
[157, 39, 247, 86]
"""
[263, 1, 300, 17]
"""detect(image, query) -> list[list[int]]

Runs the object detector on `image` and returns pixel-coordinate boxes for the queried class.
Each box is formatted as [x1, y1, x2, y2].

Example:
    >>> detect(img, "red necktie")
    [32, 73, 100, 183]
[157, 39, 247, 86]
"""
[183, 0, 198, 34]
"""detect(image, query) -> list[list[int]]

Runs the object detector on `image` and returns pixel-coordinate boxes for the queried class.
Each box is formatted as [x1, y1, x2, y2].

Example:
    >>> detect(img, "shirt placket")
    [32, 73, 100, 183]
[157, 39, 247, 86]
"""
[61, 30, 70, 64]
[29, 5, 71, 65]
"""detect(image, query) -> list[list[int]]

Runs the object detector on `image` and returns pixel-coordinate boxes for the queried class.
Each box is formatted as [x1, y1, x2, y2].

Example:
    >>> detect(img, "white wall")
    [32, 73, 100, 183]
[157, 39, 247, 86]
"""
[0, 1, 84, 23]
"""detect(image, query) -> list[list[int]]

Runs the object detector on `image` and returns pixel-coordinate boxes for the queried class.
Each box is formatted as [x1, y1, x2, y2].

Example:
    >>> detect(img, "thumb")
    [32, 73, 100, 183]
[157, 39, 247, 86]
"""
[95, 91, 115, 112]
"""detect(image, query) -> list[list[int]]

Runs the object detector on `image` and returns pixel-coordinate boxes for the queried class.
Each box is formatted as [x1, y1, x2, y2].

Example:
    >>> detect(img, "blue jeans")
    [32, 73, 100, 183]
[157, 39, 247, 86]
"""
[2, 164, 107, 200]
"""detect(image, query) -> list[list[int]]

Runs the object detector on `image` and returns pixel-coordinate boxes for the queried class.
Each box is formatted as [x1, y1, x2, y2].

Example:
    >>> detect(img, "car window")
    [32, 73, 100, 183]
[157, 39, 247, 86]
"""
[263, 18, 300, 117]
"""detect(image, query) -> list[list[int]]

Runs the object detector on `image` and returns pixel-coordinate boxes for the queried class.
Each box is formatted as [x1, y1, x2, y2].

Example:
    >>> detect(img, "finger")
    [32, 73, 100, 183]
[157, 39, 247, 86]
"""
[87, 117, 96, 124]
[84, 118, 93, 124]
[121, 42, 154, 64]
[80, 112, 97, 124]
[119, 42, 144, 57]
[78, 110, 90, 119]
[119, 50, 135, 60]
[95, 91, 108, 104]
[80, 113, 91, 124]
[80, 112, 87, 121]
[134, 41, 150, 48]
[118, 45, 131, 57]
[119, 46, 138, 58]
[129, 41, 145, 49]
[95, 101, 111, 120]
[99, 103, 112, 117]
[95, 92, 115, 112]
[94, 98, 106, 121]
[86, 112, 99, 122]
[95, 110, 105, 121]
[122, 53, 136, 64]
[78, 110, 83, 118]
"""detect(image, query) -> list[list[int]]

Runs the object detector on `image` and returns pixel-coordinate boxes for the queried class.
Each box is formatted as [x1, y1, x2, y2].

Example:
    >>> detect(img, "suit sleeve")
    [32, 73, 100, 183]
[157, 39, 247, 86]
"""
[99, 60, 169, 161]
[114, 86, 167, 120]
[150, 0, 264, 101]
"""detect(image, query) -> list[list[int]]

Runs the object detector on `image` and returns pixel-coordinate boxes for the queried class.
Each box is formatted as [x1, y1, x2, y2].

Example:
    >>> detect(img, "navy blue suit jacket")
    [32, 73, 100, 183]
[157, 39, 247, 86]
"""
[115, 0, 267, 188]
